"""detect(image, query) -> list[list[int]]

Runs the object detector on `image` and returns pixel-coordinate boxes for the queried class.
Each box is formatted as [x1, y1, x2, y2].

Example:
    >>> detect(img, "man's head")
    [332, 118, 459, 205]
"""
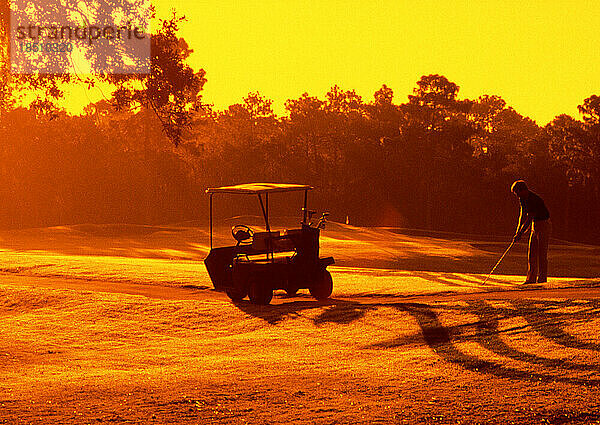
[511, 180, 529, 198]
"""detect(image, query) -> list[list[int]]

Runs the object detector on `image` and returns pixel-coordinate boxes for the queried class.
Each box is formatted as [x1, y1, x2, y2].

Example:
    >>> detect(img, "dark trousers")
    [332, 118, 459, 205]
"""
[527, 219, 551, 282]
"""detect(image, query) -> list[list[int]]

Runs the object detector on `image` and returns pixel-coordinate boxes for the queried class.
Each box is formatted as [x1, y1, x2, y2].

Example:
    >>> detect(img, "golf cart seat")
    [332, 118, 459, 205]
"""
[251, 231, 279, 250]
[256, 231, 298, 252]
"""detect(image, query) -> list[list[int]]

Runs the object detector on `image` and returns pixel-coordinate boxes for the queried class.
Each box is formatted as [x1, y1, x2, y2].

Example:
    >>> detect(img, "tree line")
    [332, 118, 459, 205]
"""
[0, 74, 599, 243]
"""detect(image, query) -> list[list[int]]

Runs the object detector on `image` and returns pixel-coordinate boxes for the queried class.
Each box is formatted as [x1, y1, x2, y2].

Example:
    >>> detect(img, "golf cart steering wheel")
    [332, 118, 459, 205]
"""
[232, 225, 254, 245]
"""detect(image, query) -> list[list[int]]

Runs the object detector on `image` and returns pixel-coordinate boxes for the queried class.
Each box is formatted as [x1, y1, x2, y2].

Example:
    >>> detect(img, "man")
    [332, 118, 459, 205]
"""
[511, 180, 551, 284]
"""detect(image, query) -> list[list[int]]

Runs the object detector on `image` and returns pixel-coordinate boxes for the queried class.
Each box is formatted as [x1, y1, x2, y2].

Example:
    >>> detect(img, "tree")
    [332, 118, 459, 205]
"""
[578, 95, 600, 127]
[206, 92, 281, 184]
[398, 74, 475, 229]
[108, 14, 207, 145]
[544, 111, 600, 237]
[284, 92, 328, 182]
[546, 115, 593, 186]
[576, 94, 600, 193]
[0, 0, 70, 116]
[2, 0, 205, 145]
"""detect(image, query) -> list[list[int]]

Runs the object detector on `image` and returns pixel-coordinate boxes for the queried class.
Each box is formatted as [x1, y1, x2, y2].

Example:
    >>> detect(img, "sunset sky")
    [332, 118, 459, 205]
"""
[74, 0, 599, 125]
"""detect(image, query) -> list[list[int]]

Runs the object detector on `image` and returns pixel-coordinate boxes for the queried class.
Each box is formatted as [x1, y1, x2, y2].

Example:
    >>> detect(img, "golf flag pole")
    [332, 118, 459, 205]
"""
[483, 240, 515, 285]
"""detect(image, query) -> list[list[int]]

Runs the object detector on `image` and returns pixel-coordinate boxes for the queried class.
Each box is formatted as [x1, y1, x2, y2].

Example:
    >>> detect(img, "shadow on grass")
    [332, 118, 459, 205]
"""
[385, 300, 600, 386]
[232, 297, 374, 325]
[234, 295, 600, 386]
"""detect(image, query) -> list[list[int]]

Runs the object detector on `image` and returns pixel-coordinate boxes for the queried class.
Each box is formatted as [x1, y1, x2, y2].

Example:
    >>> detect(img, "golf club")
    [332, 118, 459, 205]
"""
[483, 240, 515, 285]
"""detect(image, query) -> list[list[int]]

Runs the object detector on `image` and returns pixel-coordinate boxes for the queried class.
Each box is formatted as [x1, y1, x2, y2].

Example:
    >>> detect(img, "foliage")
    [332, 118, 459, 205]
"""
[0, 71, 599, 243]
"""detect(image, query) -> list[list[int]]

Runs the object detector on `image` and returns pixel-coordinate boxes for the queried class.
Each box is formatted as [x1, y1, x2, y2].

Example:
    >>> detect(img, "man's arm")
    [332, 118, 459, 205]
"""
[514, 209, 532, 242]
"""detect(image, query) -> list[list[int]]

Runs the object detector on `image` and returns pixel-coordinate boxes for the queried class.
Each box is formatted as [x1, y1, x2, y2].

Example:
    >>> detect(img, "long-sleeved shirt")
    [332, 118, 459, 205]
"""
[520, 191, 550, 222]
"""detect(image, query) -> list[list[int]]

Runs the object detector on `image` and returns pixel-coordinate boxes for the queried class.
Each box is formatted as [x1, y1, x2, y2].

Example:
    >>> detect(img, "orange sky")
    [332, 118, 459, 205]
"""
[70, 0, 600, 125]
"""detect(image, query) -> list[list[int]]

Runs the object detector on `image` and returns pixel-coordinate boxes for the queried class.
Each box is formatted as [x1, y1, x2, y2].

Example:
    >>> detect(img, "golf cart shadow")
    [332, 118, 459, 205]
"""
[231, 295, 370, 325]
[234, 294, 600, 386]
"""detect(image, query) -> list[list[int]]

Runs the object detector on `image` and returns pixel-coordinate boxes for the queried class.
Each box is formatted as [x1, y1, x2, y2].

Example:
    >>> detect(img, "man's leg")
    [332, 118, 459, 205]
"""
[526, 229, 539, 283]
[537, 220, 551, 282]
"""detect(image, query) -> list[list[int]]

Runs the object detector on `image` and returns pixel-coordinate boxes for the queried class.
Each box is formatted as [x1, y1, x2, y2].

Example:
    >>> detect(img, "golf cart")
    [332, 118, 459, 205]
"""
[204, 183, 334, 305]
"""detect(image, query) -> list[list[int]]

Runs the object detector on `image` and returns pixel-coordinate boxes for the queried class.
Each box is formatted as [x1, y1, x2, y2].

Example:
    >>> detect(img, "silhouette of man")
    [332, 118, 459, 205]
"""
[511, 180, 551, 284]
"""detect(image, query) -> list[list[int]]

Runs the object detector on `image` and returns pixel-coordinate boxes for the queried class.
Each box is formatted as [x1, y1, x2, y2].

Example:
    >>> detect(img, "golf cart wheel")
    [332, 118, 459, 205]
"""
[309, 270, 333, 300]
[225, 286, 247, 302]
[248, 276, 273, 305]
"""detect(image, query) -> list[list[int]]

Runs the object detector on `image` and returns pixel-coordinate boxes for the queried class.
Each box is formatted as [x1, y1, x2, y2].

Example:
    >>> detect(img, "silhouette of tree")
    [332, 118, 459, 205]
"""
[576, 95, 600, 197]
[546, 115, 593, 186]
[578, 95, 600, 127]
[400, 74, 475, 228]
[0, 0, 70, 116]
[1, 0, 204, 145]
[107, 14, 207, 145]
[284, 92, 328, 183]
[1, 68, 600, 243]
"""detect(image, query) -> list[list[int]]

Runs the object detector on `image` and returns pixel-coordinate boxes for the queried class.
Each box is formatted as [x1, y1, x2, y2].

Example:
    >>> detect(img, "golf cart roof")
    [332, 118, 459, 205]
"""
[206, 183, 313, 195]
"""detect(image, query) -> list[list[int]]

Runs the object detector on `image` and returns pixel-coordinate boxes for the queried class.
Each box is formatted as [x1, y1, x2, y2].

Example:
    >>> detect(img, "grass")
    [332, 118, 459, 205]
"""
[0, 221, 599, 423]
